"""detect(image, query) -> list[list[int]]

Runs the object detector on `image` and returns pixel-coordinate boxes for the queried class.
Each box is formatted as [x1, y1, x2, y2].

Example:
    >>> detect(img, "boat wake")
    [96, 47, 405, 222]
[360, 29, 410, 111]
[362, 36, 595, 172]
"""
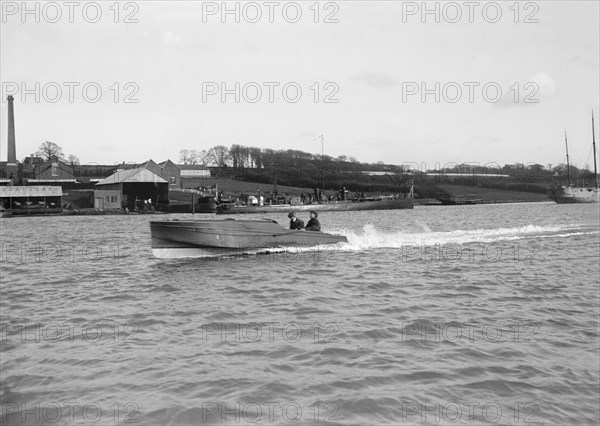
[335, 223, 599, 251]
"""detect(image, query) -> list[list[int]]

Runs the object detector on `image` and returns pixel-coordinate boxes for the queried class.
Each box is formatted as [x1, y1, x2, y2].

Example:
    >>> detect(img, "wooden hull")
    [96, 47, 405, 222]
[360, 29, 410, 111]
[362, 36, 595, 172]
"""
[437, 198, 478, 206]
[150, 219, 348, 258]
[216, 197, 413, 214]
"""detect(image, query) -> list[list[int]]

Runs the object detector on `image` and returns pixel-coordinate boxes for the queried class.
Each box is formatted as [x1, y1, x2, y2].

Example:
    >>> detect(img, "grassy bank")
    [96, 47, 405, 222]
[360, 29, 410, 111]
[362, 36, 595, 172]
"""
[197, 178, 320, 196]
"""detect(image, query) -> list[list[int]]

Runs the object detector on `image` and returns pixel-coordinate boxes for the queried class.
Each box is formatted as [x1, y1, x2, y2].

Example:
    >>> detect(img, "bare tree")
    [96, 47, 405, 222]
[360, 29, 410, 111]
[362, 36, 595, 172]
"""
[197, 150, 210, 167]
[249, 147, 263, 169]
[180, 149, 201, 165]
[36, 141, 64, 161]
[208, 145, 232, 167]
[67, 154, 80, 165]
[386, 165, 412, 191]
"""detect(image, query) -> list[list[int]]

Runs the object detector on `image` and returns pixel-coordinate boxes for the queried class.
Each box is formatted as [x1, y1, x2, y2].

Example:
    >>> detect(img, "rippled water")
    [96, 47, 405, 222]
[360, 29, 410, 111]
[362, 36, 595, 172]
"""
[1, 202, 599, 425]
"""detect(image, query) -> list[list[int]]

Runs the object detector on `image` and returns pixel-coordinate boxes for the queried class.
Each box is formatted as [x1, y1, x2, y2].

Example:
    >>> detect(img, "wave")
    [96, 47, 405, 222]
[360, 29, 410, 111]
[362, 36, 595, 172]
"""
[334, 224, 598, 251]
[178, 224, 597, 259]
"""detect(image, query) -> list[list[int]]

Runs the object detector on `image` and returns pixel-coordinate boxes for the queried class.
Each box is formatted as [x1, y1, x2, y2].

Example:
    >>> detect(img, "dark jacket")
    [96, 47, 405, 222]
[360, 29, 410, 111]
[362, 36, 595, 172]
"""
[290, 218, 304, 230]
[305, 218, 321, 231]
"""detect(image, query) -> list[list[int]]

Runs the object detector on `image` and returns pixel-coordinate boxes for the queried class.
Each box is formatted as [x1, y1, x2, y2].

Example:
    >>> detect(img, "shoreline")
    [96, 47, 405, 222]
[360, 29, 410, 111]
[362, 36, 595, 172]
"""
[1, 197, 554, 218]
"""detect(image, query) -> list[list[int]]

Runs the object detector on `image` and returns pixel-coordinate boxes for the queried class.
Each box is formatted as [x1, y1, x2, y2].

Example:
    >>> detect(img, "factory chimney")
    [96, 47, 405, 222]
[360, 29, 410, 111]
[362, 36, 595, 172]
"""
[7, 95, 16, 163]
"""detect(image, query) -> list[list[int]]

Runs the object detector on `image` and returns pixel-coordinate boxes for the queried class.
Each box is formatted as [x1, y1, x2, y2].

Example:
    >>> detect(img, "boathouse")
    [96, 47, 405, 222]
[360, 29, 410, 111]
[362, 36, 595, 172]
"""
[0, 186, 63, 214]
[94, 168, 168, 210]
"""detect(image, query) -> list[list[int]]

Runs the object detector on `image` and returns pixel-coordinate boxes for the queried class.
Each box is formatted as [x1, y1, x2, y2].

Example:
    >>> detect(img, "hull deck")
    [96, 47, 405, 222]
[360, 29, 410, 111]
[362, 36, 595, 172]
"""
[548, 186, 600, 203]
[150, 219, 348, 258]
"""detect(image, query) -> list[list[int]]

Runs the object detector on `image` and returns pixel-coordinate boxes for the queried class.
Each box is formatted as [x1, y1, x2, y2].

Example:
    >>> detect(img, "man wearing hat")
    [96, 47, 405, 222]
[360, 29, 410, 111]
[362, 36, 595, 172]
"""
[288, 212, 304, 230]
[305, 211, 321, 231]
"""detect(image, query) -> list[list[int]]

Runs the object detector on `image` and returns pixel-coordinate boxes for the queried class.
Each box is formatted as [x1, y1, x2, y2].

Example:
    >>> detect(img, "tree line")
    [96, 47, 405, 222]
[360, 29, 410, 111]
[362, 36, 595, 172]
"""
[10, 141, 595, 194]
[180, 145, 391, 191]
[176, 144, 598, 194]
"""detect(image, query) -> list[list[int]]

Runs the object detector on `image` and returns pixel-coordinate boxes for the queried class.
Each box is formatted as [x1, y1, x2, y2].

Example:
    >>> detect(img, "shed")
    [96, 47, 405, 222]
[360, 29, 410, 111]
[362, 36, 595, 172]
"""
[95, 168, 168, 210]
[0, 185, 63, 214]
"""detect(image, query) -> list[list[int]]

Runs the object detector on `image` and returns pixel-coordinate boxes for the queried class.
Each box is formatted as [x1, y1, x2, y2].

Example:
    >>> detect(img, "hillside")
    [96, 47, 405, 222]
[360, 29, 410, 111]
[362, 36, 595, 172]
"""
[197, 178, 315, 196]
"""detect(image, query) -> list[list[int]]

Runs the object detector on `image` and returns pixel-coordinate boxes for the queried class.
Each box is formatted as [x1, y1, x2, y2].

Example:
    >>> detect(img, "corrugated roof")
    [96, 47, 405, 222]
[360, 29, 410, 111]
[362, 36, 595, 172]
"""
[96, 168, 168, 185]
[27, 179, 77, 183]
[179, 165, 212, 170]
[181, 169, 211, 177]
[0, 186, 63, 197]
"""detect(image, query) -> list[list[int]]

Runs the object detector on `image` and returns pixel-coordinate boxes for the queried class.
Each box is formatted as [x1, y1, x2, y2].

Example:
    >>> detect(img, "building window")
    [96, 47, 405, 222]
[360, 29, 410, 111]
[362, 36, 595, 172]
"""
[170, 177, 176, 184]
[51, 163, 58, 177]
[106, 196, 109, 203]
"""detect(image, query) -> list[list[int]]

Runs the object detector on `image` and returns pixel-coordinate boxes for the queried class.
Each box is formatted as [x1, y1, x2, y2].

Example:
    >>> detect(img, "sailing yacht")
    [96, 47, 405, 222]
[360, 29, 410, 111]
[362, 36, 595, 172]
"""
[549, 112, 600, 203]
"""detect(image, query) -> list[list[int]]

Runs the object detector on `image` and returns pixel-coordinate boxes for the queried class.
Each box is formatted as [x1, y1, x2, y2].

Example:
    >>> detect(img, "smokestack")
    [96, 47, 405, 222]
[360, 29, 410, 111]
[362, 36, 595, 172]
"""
[7, 95, 16, 163]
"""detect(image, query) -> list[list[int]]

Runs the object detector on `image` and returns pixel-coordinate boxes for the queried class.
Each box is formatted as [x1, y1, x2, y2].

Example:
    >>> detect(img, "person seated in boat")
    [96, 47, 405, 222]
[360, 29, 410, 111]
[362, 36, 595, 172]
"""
[305, 211, 321, 231]
[288, 212, 304, 230]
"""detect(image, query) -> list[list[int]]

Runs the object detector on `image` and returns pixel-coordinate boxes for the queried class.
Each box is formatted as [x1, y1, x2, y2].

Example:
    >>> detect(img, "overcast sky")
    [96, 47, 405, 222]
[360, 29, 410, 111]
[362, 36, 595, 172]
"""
[1, 1, 599, 170]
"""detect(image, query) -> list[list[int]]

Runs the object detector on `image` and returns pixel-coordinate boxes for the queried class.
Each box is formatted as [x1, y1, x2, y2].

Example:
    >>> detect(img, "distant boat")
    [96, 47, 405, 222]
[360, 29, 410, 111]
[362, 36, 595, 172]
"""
[435, 194, 483, 205]
[167, 188, 216, 213]
[217, 183, 414, 214]
[548, 185, 600, 203]
[217, 196, 413, 214]
[150, 218, 348, 258]
[548, 112, 599, 204]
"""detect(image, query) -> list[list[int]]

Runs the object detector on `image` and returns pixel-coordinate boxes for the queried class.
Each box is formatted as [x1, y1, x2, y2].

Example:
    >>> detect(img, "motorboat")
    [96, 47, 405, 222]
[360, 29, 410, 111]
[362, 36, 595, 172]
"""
[150, 218, 348, 258]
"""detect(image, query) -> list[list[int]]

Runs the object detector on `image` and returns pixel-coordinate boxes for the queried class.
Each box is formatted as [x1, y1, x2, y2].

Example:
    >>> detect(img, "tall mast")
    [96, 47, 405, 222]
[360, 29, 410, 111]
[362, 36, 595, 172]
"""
[592, 110, 598, 189]
[320, 134, 324, 190]
[565, 131, 571, 186]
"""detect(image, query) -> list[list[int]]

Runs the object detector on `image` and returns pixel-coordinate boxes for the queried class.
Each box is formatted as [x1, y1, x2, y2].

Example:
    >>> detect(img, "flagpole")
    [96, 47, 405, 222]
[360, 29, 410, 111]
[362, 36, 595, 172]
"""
[312, 134, 325, 190]
[320, 134, 324, 190]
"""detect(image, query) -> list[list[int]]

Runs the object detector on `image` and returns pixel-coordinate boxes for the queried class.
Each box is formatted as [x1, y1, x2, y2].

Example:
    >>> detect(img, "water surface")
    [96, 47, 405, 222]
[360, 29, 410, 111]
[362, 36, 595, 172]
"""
[1, 202, 599, 425]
